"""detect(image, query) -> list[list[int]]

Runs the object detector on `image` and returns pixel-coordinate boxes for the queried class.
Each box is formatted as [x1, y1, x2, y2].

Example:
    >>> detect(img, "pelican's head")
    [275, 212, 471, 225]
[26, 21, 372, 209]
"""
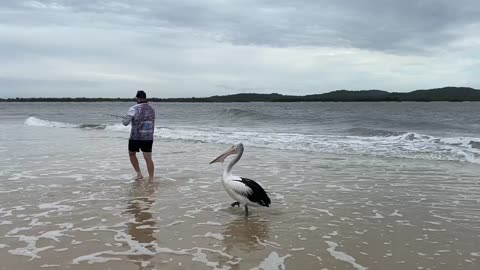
[210, 143, 244, 164]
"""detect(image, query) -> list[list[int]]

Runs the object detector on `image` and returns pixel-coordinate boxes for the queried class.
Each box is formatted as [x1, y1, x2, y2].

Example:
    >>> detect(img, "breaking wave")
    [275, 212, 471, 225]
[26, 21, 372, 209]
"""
[24, 116, 480, 164]
[24, 116, 77, 128]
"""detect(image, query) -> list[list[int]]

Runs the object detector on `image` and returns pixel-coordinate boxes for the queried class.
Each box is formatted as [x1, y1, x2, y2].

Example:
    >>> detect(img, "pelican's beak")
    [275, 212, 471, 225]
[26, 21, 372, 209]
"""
[210, 147, 237, 164]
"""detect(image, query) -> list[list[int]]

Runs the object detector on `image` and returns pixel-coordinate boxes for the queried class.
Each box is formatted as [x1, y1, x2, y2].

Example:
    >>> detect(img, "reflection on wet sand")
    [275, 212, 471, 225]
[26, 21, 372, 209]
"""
[220, 217, 270, 269]
[223, 217, 270, 251]
[125, 181, 158, 269]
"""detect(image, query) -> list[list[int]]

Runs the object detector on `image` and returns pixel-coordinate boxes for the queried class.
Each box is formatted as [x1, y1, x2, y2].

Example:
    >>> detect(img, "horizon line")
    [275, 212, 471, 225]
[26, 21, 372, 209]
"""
[1, 86, 479, 100]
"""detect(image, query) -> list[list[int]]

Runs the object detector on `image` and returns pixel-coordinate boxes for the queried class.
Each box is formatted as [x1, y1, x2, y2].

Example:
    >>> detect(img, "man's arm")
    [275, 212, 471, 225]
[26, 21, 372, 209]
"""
[122, 115, 133, 126]
[122, 106, 136, 126]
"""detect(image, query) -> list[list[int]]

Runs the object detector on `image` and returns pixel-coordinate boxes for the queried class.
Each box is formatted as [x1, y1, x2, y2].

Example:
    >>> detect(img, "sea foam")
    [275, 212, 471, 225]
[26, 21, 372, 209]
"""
[24, 116, 480, 164]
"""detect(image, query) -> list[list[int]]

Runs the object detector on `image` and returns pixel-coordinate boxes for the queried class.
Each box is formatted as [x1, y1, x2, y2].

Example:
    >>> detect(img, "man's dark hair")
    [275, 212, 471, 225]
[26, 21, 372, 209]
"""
[136, 90, 147, 99]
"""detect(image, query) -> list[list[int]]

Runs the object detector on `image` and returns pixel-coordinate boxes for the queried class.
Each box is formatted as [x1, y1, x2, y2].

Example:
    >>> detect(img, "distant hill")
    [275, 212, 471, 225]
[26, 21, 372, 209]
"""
[388, 87, 480, 101]
[1, 87, 480, 102]
[305, 89, 390, 101]
[305, 87, 480, 102]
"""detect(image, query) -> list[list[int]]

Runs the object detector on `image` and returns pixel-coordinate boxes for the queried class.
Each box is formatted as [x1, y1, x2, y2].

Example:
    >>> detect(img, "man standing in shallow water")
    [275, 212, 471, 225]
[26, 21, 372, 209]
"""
[122, 90, 156, 181]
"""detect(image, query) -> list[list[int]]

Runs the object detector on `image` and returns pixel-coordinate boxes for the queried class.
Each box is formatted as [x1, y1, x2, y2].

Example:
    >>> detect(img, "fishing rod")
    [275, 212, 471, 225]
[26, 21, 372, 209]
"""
[104, 114, 126, 119]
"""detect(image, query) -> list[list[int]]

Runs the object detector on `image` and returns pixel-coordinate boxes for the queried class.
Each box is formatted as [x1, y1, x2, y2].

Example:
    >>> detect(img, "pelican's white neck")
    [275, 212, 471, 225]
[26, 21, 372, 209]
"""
[223, 145, 244, 178]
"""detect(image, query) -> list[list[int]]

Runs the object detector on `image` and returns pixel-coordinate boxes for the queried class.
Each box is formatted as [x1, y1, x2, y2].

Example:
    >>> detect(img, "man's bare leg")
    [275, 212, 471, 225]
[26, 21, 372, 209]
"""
[143, 152, 155, 181]
[129, 151, 143, 179]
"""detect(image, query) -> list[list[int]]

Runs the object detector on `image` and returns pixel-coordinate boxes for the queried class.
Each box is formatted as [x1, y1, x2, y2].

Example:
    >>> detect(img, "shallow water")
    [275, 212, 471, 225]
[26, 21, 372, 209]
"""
[1, 117, 480, 269]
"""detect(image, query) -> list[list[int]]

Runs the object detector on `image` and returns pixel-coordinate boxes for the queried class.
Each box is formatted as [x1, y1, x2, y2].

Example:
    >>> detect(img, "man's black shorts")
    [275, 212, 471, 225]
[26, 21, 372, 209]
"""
[128, 140, 153, 152]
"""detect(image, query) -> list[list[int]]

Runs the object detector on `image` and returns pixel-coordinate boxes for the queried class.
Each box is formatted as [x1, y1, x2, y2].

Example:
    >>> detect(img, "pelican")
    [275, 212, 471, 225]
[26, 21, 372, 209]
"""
[210, 143, 271, 216]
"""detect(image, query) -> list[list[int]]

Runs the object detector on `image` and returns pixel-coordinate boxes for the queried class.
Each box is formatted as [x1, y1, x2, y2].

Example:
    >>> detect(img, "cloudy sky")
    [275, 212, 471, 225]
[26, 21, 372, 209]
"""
[1, 0, 479, 98]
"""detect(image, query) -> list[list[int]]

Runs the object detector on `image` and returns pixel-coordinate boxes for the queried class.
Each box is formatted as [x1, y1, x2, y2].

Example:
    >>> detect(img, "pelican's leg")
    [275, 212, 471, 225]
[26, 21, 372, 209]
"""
[231, 202, 240, 207]
[244, 205, 249, 216]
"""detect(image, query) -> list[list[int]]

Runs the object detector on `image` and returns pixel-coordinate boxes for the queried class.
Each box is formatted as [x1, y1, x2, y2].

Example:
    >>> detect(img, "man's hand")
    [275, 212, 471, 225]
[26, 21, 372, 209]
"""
[122, 115, 133, 126]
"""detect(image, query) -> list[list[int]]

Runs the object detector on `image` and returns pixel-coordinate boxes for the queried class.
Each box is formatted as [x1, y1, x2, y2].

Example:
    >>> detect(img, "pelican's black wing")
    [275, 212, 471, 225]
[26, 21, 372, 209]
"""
[235, 177, 271, 207]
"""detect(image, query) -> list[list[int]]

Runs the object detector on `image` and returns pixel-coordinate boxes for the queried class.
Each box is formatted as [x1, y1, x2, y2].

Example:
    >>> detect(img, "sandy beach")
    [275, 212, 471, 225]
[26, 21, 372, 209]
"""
[1, 118, 480, 269]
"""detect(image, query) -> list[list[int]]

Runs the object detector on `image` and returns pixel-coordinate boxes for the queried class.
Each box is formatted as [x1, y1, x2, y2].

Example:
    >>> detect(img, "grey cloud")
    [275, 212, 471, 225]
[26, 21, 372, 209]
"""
[7, 0, 477, 53]
[4, 0, 480, 53]
[0, 0, 479, 97]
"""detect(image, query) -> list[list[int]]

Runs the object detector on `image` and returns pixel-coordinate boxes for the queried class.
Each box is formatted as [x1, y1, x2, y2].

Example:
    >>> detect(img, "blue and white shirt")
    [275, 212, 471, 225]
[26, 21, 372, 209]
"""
[122, 103, 155, 140]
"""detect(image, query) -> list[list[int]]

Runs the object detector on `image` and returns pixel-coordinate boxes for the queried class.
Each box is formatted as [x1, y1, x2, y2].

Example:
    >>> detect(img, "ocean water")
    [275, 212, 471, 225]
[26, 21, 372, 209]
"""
[12, 101, 480, 164]
[1, 102, 480, 270]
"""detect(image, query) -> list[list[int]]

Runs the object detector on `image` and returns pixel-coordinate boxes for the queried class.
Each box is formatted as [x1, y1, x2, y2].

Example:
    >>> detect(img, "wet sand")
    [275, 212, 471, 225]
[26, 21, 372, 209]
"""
[1, 126, 480, 269]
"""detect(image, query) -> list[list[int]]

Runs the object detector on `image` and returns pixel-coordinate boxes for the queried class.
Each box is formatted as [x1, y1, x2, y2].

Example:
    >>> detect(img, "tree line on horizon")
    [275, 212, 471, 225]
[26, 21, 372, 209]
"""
[1, 87, 480, 102]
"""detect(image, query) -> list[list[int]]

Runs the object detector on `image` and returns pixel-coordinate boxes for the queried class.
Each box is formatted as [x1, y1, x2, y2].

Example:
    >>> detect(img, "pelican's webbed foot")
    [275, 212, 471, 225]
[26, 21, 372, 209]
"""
[231, 202, 240, 207]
